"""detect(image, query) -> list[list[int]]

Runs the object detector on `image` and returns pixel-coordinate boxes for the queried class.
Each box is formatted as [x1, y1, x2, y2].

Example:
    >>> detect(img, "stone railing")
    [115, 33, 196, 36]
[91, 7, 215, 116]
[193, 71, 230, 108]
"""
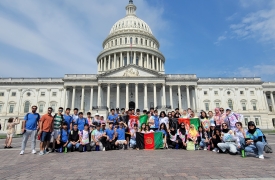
[0, 78, 63, 84]
[198, 77, 263, 84]
[64, 74, 97, 78]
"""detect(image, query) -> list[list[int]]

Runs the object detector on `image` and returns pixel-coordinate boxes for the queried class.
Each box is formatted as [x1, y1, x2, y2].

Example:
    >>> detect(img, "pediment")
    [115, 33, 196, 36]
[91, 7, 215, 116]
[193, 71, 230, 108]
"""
[99, 65, 162, 77]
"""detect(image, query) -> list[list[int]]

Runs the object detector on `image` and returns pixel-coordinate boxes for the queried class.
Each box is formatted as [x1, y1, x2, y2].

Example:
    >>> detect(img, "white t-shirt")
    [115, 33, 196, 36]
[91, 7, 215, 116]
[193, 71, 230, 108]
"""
[159, 117, 169, 128]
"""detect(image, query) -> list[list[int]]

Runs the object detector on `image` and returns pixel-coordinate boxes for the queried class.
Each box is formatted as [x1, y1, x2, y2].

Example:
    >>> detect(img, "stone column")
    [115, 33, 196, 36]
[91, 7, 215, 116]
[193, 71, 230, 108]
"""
[178, 86, 182, 110]
[107, 84, 110, 110]
[127, 52, 130, 65]
[114, 53, 117, 69]
[134, 51, 136, 65]
[271, 92, 275, 112]
[126, 83, 129, 109]
[108, 55, 111, 70]
[18, 89, 23, 115]
[116, 84, 120, 108]
[146, 54, 149, 68]
[4, 89, 10, 114]
[152, 55, 155, 70]
[120, 52, 123, 67]
[194, 86, 198, 112]
[144, 84, 148, 110]
[89, 86, 93, 112]
[104, 57, 106, 71]
[47, 88, 51, 108]
[135, 83, 139, 108]
[80, 86, 85, 112]
[97, 61, 100, 72]
[263, 91, 268, 110]
[162, 84, 166, 108]
[98, 84, 101, 107]
[169, 86, 173, 110]
[66, 88, 70, 109]
[35, 88, 40, 106]
[186, 86, 190, 108]
[60, 88, 64, 108]
[141, 52, 143, 67]
[62, 87, 66, 108]
[153, 83, 157, 109]
[156, 57, 159, 71]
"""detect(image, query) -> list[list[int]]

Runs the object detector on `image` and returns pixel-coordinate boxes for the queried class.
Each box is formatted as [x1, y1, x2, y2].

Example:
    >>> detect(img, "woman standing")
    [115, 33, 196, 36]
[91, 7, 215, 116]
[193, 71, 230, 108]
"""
[214, 108, 223, 129]
[159, 111, 169, 130]
[200, 111, 210, 132]
[5, 117, 20, 148]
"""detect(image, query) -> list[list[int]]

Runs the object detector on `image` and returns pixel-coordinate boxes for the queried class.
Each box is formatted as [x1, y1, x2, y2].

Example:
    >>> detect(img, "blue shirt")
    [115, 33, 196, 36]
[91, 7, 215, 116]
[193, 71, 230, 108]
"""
[246, 129, 265, 142]
[59, 129, 68, 142]
[157, 129, 167, 136]
[116, 127, 125, 140]
[64, 114, 73, 129]
[76, 118, 88, 131]
[24, 113, 40, 130]
[152, 116, 159, 128]
[106, 129, 115, 140]
[72, 114, 78, 123]
[108, 114, 118, 124]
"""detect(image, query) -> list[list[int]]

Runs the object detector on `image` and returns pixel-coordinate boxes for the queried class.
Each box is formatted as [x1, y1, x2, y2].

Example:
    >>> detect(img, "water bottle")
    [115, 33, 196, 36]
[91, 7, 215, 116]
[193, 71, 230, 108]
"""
[64, 147, 67, 153]
[241, 149, 246, 158]
[207, 145, 210, 151]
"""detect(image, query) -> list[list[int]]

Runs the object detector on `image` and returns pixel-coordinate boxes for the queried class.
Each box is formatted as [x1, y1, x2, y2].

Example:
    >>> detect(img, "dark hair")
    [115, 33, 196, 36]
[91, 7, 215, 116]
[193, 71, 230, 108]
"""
[140, 123, 146, 131]
[87, 112, 91, 115]
[146, 112, 150, 115]
[200, 111, 208, 119]
[235, 122, 243, 127]
[74, 108, 78, 111]
[150, 107, 154, 110]
[78, 112, 83, 115]
[154, 110, 158, 113]
[214, 128, 221, 135]
[145, 124, 150, 130]
[174, 112, 180, 118]
[175, 108, 179, 111]
[59, 107, 63, 110]
[111, 109, 115, 111]
[133, 124, 138, 127]
[32, 105, 38, 109]
[159, 123, 167, 131]
[121, 108, 125, 110]
[73, 123, 78, 126]
[136, 109, 140, 112]
[8, 117, 13, 123]
[187, 108, 191, 110]
[48, 107, 53, 110]
[198, 126, 204, 132]
[143, 110, 147, 113]
[159, 111, 166, 117]
[66, 108, 71, 111]
[84, 124, 90, 127]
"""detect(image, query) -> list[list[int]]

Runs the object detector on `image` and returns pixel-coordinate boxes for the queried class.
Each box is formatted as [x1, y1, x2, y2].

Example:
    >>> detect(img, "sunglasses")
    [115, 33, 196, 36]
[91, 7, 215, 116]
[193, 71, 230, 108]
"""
[222, 125, 227, 127]
[220, 109, 224, 111]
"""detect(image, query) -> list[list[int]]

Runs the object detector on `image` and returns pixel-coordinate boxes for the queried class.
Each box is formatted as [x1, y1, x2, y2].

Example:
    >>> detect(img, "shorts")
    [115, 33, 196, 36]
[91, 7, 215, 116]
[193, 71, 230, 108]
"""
[41, 131, 51, 142]
[116, 140, 127, 145]
[53, 129, 60, 139]
[7, 133, 14, 138]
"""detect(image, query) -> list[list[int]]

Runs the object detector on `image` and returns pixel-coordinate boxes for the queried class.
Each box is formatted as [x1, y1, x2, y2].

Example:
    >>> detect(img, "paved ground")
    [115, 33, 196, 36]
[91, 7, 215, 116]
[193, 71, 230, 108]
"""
[0, 135, 275, 180]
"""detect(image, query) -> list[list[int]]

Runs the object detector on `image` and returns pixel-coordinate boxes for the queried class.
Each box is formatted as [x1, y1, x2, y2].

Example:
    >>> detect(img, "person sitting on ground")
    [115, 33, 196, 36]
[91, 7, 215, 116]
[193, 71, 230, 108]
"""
[244, 121, 272, 159]
[90, 124, 103, 151]
[157, 123, 168, 149]
[197, 126, 209, 150]
[187, 124, 199, 149]
[79, 124, 91, 152]
[209, 122, 216, 138]
[115, 121, 128, 150]
[104, 122, 116, 150]
[145, 124, 154, 133]
[130, 124, 138, 149]
[56, 123, 69, 153]
[217, 123, 239, 155]
[139, 123, 146, 133]
[67, 124, 80, 152]
[168, 126, 180, 149]
[210, 128, 222, 152]
[177, 123, 187, 149]
[235, 122, 246, 151]
[5, 117, 20, 149]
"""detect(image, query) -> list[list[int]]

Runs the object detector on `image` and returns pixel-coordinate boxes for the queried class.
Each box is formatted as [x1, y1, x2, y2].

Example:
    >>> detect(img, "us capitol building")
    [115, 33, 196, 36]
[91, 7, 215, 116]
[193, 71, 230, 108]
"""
[0, 0, 275, 133]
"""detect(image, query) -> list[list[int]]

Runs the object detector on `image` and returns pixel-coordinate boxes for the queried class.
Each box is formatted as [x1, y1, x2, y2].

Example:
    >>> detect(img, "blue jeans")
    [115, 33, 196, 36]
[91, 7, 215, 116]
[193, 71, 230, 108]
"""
[130, 139, 136, 147]
[199, 139, 207, 148]
[67, 142, 80, 149]
[245, 141, 266, 156]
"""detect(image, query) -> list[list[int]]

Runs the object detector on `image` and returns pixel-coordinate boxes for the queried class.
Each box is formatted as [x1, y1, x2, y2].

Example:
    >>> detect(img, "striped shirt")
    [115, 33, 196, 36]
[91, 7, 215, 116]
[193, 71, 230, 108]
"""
[54, 115, 63, 130]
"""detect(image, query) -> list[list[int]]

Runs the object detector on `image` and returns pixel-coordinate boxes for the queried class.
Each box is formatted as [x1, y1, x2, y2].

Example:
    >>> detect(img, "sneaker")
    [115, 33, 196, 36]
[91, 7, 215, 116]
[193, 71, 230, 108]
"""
[103, 147, 106, 151]
[212, 148, 217, 152]
[4, 146, 7, 149]
[39, 151, 44, 156]
[204, 147, 207, 150]
[45, 149, 50, 154]
[259, 155, 264, 159]
[19, 150, 24, 155]
[32, 150, 36, 154]
[51, 148, 55, 153]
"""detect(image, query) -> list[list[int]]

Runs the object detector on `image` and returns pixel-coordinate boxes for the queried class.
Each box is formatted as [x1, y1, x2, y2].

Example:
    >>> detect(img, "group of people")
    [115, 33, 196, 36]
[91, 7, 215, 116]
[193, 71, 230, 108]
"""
[4, 105, 272, 159]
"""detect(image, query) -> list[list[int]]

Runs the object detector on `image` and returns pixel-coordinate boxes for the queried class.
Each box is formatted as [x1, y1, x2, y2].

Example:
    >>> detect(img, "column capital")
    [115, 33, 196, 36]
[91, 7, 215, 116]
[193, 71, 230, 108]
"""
[98, 83, 101, 86]
[81, 86, 85, 88]
[107, 83, 110, 86]
[162, 83, 166, 86]
[144, 83, 148, 86]
[47, 88, 51, 92]
[6, 89, 11, 92]
[35, 88, 39, 91]
[186, 85, 189, 88]
[135, 83, 139, 85]
[59, 88, 64, 91]
[178, 85, 181, 88]
[116, 83, 120, 86]
[90, 85, 94, 88]
[72, 86, 76, 89]
[195, 85, 198, 88]
[125, 83, 129, 85]
[18, 88, 23, 92]
[263, 91, 266, 94]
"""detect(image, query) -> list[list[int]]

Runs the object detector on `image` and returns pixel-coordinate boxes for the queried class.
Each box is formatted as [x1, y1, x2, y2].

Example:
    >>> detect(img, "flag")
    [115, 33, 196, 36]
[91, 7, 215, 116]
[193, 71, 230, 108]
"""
[139, 115, 148, 126]
[136, 132, 163, 150]
[128, 115, 139, 131]
[178, 118, 190, 131]
[190, 118, 200, 130]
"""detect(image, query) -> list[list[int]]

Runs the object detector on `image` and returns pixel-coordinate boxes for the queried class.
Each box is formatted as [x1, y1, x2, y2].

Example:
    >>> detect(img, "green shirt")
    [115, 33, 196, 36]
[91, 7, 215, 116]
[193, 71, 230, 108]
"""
[54, 115, 62, 130]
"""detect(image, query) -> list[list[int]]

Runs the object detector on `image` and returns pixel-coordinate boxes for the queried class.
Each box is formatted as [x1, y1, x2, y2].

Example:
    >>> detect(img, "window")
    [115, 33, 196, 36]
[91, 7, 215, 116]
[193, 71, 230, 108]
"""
[250, 91, 254, 95]
[41, 92, 45, 97]
[240, 91, 244, 95]
[120, 38, 122, 45]
[244, 117, 248, 126]
[227, 91, 231, 95]
[136, 57, 139, 65]
[215, 103, 220, 108]
[205, 103, 209, 111]
[125, 38, 127, 44]
[255, 118, 259, 126]
[252, 102, 257, 110]
[52, 92, 57, 97]
[267, 95, 270, 99]
[135, 38, 138, 44]
[269, 105, 273, 112]
[214, 91, 218, 95]
[51, 104, 56, 113]
[228, 100, 233, 110]
[0, 92, 4, 96]
[141, 38, 143, 45]
[11, 92, 16, 96]
[39, 104, 44, 113]
[242, 103, 246, 111]
[0, 104, 3, 113]
[24, 101, 30, 113]
[9, 104, 14, 113]
[204, 91, 208, 95]
[27, 92, 31, 97]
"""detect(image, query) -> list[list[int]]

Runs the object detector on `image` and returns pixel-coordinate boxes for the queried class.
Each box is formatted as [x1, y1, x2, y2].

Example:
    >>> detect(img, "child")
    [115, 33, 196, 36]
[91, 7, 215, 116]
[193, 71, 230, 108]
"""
[115, 122, 128, 150]
[67, 124, 80, 152]
[5, 117, 20, 148]
[79, 124, 91, 152]
[56, 123, 69, 153]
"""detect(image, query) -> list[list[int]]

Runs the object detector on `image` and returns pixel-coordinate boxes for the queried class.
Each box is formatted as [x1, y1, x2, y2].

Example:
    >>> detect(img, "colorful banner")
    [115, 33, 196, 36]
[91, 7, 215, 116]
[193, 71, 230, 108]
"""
[178, 118, 200, 130]
[136, 132, 163, 150]
[128, 115, 139, 131]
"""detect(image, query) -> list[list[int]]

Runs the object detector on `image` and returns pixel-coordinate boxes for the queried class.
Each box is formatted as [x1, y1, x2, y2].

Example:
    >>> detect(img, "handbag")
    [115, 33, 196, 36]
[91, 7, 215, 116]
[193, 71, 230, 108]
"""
[187, 141, 195, 151]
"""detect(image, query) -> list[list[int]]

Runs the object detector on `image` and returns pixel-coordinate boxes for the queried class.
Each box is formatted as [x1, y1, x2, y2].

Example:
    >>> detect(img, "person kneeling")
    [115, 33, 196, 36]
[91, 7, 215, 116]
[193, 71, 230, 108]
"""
[67, 124, 80, 152]
[115, 122, 128, 150]
[91, 124, 103, 151]
[79, 124, 91, 152]
[56, 123, 69, 153]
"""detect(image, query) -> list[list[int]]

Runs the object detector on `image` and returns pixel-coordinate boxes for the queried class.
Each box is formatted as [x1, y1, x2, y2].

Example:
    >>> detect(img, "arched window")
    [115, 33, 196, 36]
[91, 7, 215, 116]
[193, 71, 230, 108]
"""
[251, 100, 257, 110]
[136, 38, 138, 44]
[141, 38, 143, 45]
[125, 38, 127, 44]
[24, 101, 30, 113]
[228, 99, 233, 110]
[203, 100, 210, 111]
[120, 38, 122, 45]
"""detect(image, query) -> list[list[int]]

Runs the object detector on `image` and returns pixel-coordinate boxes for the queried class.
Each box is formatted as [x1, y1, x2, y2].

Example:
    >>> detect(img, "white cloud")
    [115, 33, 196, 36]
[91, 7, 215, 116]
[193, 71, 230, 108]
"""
[214, 35, 227, 45]
[236, 64, 275, 77]
[0, 0, 167, 77]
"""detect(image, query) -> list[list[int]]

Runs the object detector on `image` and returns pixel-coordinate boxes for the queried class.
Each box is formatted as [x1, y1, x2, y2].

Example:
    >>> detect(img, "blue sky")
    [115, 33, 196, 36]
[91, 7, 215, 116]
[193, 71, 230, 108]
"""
[0, 0, 275, 81]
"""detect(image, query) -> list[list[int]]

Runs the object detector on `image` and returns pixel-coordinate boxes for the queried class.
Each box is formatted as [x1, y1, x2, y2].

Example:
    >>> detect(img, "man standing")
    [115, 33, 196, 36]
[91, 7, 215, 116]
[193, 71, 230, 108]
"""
[52, 107, 64, 152]
[107, 109, 118, 125]
[20, 105, 40, 155]
[72, 108, 79, 124]
[64, 108, 73, 133]
[75, 112, 88, 131]
[38, 107, 53, 155]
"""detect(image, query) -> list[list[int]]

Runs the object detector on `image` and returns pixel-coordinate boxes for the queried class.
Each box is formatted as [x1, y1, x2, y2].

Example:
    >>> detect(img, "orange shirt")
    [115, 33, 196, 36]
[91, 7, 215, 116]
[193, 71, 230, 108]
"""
[40, 114, 54, 132]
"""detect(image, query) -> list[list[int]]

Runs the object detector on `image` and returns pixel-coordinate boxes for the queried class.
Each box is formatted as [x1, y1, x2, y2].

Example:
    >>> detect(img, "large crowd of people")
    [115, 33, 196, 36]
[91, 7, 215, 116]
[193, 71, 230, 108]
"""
[4, 105, 273, 159]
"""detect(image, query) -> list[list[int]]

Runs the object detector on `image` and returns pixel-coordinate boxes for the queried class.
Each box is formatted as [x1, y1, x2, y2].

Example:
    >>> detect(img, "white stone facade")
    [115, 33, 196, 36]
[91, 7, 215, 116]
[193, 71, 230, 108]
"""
[0, 1, 275, 133]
